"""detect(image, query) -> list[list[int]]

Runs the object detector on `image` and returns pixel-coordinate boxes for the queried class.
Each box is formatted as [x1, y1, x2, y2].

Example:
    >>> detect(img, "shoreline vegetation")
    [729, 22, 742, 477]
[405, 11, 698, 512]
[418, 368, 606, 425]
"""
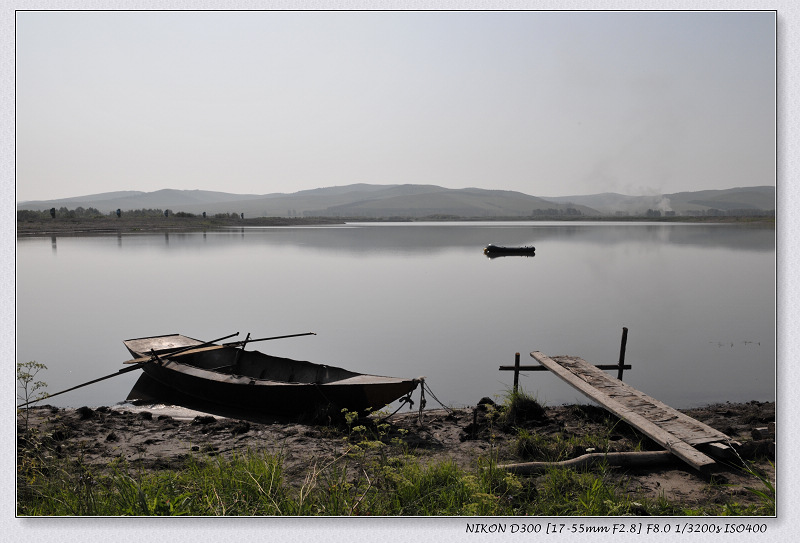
[17, 395, 775, 516]
[16, 213, 775, 237]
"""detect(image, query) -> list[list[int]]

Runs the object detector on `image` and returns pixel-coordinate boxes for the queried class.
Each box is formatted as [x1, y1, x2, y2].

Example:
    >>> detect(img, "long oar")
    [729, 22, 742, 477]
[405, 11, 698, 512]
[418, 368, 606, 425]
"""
[122, 332, 241, 364]
[222, 332, 316, 346]
[17, 362, 150, 408]
[122, 332, 316, 364]
[18, 332, 240, 408]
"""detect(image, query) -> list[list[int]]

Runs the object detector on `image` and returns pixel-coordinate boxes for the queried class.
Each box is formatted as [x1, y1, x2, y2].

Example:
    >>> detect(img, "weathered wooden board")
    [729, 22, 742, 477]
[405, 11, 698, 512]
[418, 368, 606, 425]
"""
[123, 334, 204, 356]
[124, 344, 228, 364]
[531, 351, 733, 472]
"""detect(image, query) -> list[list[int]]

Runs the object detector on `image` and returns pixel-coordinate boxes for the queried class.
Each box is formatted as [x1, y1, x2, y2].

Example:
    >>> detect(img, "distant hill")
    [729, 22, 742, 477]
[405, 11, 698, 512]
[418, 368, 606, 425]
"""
[542, 193, 670, 215]
[663, 187, 775, 213]
[18, 189, 266, 212]
[19, 190, 148, 206]
[303, 186, 597, 218]
[542, 186, 775, 216]
[17, 184, 775, 218]
[18, 184, 598, 218]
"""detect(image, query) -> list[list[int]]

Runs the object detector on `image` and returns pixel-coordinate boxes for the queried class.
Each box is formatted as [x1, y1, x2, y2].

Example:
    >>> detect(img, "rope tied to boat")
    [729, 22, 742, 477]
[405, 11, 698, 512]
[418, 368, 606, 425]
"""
[375, 377, 423, 422]
[378, 390, 415, 422]
[376, 378, 456, 426]
[422, 381, 453, 414]
[417, 381, 427, 425]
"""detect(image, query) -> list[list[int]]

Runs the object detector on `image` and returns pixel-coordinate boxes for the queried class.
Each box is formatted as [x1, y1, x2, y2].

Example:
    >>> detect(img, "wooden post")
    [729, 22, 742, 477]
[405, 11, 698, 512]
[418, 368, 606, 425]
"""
[513, 352, 520, 393]
[617, 327, 628, 381]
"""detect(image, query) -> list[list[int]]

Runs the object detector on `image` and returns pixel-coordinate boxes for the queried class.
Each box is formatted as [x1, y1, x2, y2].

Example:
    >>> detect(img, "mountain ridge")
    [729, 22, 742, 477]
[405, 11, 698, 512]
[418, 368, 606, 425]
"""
[17, 184, 775, 218]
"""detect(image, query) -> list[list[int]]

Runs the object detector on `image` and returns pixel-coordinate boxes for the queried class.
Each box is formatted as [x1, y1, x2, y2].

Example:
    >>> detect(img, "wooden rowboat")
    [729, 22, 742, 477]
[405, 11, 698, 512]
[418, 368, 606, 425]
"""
[483, 244, 536, 258]
[123, 334, 421, 415]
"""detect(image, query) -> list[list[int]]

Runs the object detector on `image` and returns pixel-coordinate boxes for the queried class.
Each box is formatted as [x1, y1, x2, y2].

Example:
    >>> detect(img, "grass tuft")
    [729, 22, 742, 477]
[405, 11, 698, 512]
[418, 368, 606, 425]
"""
[498, 388, 546, 427]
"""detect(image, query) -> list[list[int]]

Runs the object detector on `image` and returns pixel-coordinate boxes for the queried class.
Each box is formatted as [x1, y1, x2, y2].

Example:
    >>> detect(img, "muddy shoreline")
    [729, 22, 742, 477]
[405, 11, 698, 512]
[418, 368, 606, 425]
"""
[18, 400, 775, 510]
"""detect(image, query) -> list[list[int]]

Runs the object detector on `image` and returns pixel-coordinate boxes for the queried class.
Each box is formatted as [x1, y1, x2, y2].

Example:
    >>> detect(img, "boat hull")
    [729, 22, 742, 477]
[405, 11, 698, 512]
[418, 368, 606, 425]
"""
[124, 334, 419, 415]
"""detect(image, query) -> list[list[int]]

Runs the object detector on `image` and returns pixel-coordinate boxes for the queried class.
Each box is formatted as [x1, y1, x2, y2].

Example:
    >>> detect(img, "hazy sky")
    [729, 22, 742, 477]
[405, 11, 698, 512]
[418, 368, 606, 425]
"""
[15, 10, 776, 201]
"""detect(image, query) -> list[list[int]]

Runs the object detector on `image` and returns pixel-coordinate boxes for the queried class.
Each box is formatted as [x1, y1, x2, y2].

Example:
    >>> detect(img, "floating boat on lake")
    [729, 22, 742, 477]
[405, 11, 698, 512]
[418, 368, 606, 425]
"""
[123, 333, 421, 415]
[483, 244, 536, 258]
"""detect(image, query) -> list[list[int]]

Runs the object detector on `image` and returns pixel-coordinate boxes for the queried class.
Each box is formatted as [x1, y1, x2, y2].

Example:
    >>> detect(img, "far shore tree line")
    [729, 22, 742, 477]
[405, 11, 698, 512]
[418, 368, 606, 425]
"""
[16, 208, 247, 221]
[17, 205, 775, 222]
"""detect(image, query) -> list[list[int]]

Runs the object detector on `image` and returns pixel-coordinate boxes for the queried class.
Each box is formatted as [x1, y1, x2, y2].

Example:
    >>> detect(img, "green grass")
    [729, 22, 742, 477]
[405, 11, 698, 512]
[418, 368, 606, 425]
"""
[512, 417, 638, 462]
[17, 449, 519, 516]
[16, 391, 775, 516]
[16, 440, 775, 517]
[13, 450, 703, 516]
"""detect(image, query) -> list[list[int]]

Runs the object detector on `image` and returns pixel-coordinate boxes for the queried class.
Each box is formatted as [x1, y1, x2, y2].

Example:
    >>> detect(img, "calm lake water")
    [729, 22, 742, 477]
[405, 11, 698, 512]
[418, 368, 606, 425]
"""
[16, 222, 775, 411]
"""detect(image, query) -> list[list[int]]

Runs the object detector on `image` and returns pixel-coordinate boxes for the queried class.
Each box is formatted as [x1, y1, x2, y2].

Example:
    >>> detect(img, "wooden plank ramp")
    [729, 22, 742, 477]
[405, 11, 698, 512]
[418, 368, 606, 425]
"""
[531, 351, 736, 472]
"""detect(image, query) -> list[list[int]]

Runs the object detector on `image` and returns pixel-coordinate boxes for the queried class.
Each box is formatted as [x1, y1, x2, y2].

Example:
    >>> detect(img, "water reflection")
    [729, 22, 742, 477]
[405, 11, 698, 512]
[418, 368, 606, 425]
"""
[484, 253, 537, 260]
[16, 222, 775, 410]
[26, 222, 774, 256]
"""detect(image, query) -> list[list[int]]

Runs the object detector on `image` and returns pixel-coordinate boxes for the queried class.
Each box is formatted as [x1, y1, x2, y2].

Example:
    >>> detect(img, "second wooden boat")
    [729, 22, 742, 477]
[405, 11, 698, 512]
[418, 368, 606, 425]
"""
[484, 244, 536, 258]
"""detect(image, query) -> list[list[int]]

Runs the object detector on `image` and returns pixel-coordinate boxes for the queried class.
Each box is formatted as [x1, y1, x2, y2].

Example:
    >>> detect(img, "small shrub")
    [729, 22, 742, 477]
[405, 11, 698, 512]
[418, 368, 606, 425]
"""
[17, 361, 49, 434]
[499, 388, 546, 427]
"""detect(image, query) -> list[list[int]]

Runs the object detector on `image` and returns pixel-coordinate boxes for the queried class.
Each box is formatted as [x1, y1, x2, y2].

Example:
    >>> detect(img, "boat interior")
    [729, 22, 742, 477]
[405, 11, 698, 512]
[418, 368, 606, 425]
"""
[171, 346, 359, 385]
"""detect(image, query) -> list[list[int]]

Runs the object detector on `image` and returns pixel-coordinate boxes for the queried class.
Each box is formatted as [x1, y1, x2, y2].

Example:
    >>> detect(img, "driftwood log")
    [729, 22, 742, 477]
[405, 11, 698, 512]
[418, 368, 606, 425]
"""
[498, 450, 675, 475]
